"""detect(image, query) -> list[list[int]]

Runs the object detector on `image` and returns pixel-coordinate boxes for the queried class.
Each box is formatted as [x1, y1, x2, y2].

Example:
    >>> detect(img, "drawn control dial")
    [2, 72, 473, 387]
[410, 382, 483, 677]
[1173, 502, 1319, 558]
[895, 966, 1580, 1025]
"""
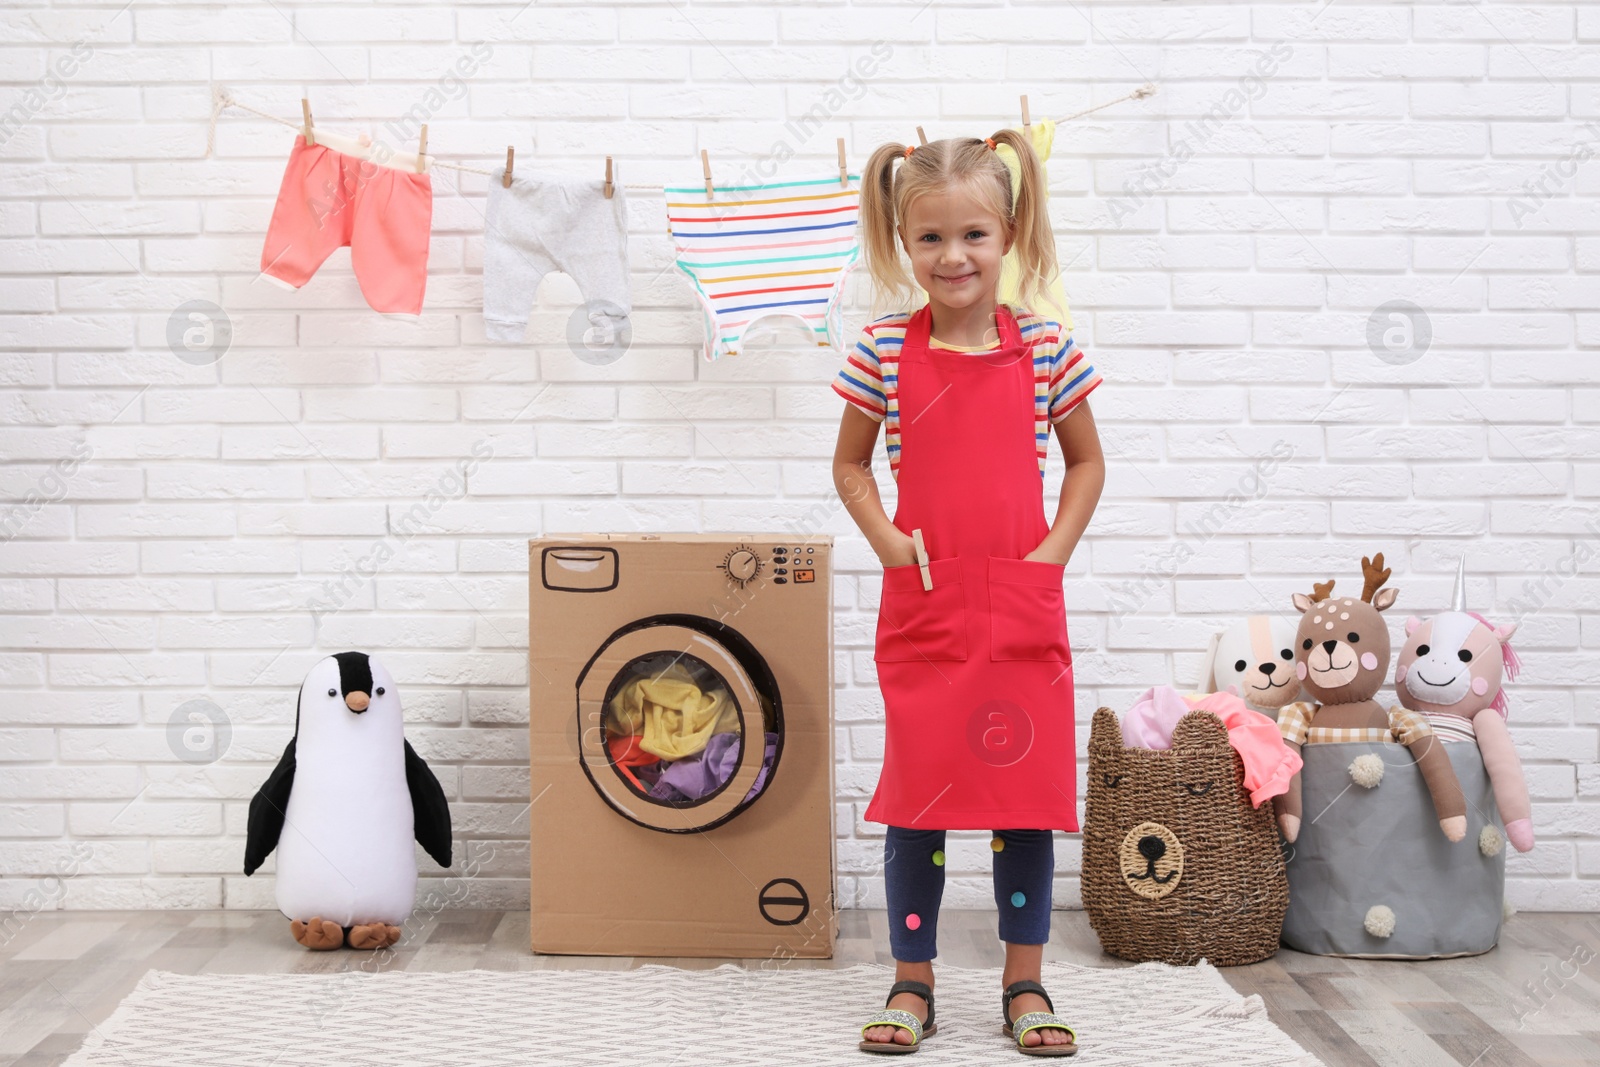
[721, 546, 762, 586]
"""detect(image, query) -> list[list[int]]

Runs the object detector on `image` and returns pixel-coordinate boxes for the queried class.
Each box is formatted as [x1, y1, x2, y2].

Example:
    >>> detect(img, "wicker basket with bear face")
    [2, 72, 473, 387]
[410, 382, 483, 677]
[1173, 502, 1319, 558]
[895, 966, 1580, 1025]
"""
[1081, 706, 1288, 966]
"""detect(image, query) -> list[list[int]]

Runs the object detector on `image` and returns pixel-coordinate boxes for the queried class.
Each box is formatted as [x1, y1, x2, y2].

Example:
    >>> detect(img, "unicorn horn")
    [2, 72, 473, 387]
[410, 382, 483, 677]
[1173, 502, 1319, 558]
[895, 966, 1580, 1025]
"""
[1450, 554, 1467, 612]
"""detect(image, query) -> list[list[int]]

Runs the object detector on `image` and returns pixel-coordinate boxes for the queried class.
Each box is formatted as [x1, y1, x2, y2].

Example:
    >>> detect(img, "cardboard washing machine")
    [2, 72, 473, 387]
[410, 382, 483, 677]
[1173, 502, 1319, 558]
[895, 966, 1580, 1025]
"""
[529, 534, 837, 958]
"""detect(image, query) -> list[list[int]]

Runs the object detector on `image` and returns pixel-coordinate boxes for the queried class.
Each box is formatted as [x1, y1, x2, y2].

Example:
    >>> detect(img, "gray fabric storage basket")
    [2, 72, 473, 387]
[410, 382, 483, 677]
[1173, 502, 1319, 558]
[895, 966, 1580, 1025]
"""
[1281, 740, 1506, 959]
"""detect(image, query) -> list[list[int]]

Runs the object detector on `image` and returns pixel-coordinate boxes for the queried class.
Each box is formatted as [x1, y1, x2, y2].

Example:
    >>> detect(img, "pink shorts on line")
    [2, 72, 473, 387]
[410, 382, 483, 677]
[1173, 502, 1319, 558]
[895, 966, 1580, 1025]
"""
[260, 133, 433, 315]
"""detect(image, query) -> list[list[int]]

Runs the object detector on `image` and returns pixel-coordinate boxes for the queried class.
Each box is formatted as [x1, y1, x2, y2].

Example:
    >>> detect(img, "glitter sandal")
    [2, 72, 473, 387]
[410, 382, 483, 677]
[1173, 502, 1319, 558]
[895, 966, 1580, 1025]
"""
[859, 979, 937, 1054]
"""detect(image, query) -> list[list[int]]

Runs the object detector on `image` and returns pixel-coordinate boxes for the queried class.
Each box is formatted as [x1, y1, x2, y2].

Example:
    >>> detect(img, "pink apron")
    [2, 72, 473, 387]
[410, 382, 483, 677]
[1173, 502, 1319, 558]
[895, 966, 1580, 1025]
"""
[863, 303, 1079, 831]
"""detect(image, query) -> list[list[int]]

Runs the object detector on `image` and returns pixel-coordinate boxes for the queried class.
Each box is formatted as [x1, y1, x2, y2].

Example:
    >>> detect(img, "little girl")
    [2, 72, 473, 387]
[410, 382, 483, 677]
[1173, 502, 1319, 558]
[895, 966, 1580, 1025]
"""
[832, 132, 1105, 1056]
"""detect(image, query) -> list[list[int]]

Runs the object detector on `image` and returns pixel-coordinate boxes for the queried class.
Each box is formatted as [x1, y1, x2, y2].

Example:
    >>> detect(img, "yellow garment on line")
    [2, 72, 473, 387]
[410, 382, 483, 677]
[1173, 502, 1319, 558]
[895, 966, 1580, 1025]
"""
[606, 663, 740, 762]
[913, 118, 1075, 333]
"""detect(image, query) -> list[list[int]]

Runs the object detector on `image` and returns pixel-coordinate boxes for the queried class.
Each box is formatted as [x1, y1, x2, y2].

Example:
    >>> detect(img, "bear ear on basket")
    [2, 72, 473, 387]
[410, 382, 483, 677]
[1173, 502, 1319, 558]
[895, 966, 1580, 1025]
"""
[1170, 709, 1228, 750]
[1090, 706, 1121, 745]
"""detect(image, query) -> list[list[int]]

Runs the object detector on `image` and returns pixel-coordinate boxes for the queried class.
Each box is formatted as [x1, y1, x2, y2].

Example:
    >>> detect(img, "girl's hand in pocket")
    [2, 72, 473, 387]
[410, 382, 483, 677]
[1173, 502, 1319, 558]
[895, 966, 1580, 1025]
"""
[874, 529, 919, 568]
[1023, 545, 1069, 565]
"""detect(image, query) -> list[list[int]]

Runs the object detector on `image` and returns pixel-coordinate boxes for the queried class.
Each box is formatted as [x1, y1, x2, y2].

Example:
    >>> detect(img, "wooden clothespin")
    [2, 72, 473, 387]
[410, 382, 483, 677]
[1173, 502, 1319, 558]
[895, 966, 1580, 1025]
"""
[911, 528, 932, 592]
[416, 124, 427, 174]
[837, 137, 848, 187]
[603, 155, 613, 199]
[502, 147, 514, 188]
[1020, 94, 1031, 137]
[701, 148, 713, 198]
[300, 97, 315, 146]
[915, 126, 927, 146]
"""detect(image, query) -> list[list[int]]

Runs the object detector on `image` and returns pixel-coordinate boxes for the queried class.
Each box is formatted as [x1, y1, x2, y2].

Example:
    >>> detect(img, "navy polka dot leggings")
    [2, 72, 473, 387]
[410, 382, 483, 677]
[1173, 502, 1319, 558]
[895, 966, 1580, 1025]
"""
[883, 826, 1054, 963]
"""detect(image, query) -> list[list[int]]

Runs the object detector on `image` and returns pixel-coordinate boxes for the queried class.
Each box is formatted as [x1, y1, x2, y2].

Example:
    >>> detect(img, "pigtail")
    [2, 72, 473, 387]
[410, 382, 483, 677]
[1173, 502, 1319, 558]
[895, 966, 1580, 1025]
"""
[988, 127, 1063, 325]
[859, 141, 920, 317]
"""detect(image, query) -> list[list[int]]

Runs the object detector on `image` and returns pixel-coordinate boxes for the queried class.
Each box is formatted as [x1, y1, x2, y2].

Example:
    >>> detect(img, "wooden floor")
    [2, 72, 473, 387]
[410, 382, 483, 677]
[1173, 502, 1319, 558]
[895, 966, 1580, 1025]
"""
[2, 909, 1598, 1066]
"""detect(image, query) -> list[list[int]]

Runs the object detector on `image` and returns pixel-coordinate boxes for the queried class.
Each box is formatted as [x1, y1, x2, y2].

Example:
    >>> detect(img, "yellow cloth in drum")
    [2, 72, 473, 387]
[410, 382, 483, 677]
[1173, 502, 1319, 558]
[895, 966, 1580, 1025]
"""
[913, 118, 1075, 333]
[606, 663, 740, 761]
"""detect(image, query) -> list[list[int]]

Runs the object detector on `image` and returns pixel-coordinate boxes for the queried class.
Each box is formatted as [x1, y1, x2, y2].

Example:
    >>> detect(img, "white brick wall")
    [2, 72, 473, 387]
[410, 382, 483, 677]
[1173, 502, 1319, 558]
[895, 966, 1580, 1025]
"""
[2, 2, 1597, 920]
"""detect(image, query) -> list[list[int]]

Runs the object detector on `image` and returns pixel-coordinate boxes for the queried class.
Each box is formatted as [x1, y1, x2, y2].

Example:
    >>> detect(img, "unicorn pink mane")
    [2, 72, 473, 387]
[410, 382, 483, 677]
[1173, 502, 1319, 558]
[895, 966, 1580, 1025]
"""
[1466, 610, 1519, 718]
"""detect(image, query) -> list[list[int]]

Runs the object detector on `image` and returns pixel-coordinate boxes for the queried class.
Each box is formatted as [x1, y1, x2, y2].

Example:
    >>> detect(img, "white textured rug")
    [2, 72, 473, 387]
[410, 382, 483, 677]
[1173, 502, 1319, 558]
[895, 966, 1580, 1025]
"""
[65, 961, 1321, 1066]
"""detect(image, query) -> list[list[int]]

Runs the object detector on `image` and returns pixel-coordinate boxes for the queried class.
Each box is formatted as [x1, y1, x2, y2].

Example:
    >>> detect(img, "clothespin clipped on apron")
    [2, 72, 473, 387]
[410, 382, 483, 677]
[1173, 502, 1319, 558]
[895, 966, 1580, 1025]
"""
[837, 137, 848, 187]
[300, 97, 316, 147]
[1020, 94, 1030, 137]
[416, 124, 427, 174]
[502, 146, 514, 188]
[604, 155, 613, 199]
[911, 528, 933, 591]
[701, 148, 714, 198]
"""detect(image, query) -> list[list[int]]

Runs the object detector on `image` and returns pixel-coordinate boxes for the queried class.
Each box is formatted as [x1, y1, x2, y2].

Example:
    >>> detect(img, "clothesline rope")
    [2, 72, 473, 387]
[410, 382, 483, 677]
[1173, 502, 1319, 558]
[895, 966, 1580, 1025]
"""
[206, 84, 1157, 190]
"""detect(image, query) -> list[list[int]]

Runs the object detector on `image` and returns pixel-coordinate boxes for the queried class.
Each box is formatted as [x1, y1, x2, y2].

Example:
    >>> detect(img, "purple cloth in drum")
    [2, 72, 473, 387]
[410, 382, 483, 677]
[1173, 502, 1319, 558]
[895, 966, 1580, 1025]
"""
[648, 731, 778, 803]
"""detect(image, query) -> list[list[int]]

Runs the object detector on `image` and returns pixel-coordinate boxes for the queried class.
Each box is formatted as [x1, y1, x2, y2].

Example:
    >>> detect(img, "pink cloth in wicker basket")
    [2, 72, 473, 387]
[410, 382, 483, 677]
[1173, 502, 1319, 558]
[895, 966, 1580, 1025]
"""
[1121, 686, 1302, 808]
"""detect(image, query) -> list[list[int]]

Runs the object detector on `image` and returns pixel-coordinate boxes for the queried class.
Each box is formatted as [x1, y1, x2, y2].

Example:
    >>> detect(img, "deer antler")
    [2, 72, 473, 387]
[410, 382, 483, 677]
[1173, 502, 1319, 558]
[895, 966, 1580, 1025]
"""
[1310, 579, 1335, 603]
[1360, 553, 1390, 603]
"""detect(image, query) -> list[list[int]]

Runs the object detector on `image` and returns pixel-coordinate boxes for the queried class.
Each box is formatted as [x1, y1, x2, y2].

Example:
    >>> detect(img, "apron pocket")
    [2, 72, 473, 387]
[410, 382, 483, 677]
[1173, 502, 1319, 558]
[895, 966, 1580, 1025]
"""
[875, 557, 967, 662]
[988, 556, 1070, 662]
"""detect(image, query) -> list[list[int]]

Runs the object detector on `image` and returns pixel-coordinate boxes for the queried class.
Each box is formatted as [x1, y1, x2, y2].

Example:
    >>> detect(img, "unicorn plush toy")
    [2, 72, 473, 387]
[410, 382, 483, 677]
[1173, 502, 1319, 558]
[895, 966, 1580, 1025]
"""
[1394, 559, 1533, 853]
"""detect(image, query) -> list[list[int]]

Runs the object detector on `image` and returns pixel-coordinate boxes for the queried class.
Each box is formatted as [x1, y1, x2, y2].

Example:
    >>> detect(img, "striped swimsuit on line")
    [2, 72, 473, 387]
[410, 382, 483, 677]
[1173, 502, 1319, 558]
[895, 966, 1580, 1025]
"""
[666, 174, 862, 361]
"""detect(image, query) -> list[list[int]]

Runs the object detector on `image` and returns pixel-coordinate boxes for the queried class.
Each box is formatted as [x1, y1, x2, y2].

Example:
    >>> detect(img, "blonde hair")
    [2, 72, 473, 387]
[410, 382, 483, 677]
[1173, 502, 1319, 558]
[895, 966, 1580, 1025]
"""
[859, 131, 1060, 319]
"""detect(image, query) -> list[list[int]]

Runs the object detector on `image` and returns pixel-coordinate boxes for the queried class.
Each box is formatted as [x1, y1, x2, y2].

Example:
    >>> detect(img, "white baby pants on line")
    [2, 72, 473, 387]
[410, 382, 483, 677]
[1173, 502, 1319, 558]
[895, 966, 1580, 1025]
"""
[483, 172, 631, 344]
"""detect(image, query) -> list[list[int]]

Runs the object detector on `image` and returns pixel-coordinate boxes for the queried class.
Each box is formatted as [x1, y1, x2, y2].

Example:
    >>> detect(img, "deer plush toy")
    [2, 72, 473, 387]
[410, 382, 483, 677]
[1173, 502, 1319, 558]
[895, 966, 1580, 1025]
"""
[1394, 561, 1532, 853]
[1274, 555, 1467, 844]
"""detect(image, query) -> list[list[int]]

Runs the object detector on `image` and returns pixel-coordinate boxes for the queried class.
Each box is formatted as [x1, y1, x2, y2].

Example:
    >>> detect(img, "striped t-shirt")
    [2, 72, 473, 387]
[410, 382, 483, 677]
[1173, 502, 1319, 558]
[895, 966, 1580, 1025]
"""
[832, 302, 1103, 479]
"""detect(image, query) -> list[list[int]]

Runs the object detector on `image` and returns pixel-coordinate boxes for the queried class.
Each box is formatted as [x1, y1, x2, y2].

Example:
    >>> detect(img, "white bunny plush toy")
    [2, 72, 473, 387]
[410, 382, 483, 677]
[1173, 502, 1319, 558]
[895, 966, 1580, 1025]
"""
[1197, 614, 1303, 720]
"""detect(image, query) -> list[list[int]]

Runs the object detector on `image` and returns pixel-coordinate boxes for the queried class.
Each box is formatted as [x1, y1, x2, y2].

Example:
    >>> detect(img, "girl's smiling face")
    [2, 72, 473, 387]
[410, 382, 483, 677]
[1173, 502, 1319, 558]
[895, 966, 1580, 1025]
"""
[898, 186, 1014, 310]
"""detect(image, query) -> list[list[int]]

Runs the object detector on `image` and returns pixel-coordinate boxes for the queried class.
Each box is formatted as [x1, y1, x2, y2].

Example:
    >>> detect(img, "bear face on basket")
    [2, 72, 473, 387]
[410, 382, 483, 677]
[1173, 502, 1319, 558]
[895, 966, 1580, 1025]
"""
[1080, 706, 1288, 968]
[1271, 554, 1468, 846]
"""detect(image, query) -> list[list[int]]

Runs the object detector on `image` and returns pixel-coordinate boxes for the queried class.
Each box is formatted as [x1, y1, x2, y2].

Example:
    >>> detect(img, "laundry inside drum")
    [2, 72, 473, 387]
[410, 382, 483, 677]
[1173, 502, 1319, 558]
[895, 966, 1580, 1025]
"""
[601, 652, 778, 807]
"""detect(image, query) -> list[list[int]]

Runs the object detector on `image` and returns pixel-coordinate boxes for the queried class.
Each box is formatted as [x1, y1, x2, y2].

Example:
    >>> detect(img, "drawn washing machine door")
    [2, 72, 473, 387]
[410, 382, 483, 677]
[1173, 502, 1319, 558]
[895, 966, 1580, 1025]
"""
[576, 621, 777, 833]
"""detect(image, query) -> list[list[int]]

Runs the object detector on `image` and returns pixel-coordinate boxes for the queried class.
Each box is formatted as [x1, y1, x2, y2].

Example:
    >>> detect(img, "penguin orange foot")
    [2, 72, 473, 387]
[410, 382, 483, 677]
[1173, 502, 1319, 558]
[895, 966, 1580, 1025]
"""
[290, 917, 344, 950]
[347, 923, 401, 950]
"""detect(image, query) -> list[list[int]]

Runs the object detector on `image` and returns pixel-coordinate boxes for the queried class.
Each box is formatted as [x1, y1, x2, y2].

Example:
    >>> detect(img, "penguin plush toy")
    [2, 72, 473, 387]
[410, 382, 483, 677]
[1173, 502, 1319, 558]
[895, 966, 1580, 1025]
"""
[244, 652, 451, 950]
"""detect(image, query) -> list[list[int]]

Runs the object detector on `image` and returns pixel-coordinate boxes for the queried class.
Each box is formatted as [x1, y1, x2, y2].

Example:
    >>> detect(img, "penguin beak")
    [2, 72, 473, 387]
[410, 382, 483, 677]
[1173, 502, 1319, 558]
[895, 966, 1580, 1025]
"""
[345, 691, 370, 713]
